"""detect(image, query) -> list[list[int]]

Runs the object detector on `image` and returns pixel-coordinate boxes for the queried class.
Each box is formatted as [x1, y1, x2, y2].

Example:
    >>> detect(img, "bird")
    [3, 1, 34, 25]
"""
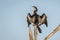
[27, 6, 48, 33]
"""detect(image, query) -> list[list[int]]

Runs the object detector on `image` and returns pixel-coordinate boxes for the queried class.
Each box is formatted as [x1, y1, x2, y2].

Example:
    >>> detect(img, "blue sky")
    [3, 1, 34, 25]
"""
[0, 0, 60, 40]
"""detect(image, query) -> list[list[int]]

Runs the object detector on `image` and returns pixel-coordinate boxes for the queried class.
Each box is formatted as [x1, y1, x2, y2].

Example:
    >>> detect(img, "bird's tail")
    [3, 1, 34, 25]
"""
[37, 25, 42, 33]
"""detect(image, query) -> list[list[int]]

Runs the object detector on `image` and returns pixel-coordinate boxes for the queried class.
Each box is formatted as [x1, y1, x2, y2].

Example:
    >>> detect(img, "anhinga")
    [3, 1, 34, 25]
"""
[27, 6, 48, 33]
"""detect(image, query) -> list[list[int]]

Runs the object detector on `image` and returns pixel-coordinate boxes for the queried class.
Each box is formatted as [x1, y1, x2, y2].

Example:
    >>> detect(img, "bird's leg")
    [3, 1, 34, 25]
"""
[34, 24, 38, 40]
[29, 27, 33, 40]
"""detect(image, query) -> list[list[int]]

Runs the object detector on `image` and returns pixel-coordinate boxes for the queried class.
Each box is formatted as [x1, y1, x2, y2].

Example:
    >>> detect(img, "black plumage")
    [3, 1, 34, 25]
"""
[27, 6, 48, 33]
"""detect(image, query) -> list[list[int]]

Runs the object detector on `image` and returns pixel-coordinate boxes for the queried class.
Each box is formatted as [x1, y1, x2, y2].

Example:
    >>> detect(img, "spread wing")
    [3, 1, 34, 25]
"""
[27, 13, 35, 27]
[27, 13, 32, 27]
[38, 13, 48, 27]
